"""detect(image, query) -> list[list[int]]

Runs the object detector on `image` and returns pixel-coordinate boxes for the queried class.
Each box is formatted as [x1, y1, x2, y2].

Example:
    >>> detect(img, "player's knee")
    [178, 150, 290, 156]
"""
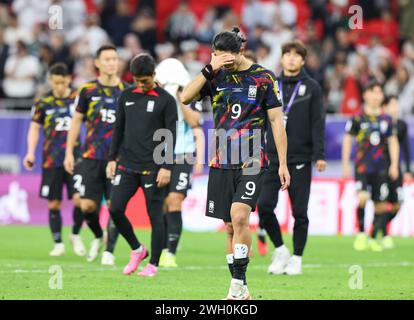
[166, 193, 184, 212]
[358, 192, 369, 207]
[48, 200, 61, 211]
[72, 194, 81, 207]
[231, 214, 249, 230]
[393, 203, 401, 213]
[374, 202, 387, 213]
[80, 200, 97, 214]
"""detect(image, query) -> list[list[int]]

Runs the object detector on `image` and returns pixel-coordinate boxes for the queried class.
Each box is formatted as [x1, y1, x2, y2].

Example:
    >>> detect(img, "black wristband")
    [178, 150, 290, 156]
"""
[201, 64, 214, 81]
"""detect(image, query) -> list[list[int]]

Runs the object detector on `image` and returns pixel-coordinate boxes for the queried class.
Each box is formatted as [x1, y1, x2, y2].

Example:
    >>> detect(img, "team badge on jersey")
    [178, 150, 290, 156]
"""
[298, 84, 307, 96]
[248, 85, 257, 100]
[147, 100, 155, 112]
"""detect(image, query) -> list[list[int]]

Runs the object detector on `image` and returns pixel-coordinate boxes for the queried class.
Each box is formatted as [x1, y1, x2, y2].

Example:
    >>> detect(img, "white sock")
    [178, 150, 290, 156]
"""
[226, 254, 234, 264]
[276, 244, 288, 253]
[234, 244, 248, 259]
[292, 255, 302, 262]
[133, 245, 143, 253]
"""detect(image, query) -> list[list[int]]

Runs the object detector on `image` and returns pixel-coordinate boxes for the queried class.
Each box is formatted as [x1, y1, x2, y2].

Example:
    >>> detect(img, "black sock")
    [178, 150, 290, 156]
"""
[166, 211, 182, 254]
[110, 210, 141, 250]
[105, 217, 120, 253]
[72, 206, 84, 235]
[257, 228, 267, 244]
[49, 209, 62, 243]
[84, 210, 103, 239]
[381, 214, 389, 236]
[258, 207, 284, 248]
[387, 211, 398, 224]
[162, 213, 168, 250]
[233, 258, 249, 285]
[228, 262, 247, 285]
[371, 215, 382, 239]
[357, 207, 365, 232]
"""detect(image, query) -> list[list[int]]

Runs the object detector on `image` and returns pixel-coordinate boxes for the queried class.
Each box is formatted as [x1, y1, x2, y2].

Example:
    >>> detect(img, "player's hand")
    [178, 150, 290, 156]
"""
[342, 163, 352, 179]
[404, 172, 412, 183]
[193, 163, 204, 176]
[64, 152, 75, 174]
[23, 154, 35, 170]
[156, 168, 171, 188]
[389, 164, 399, 181]
[315, 160, 327, 172]
[279, 164, 290, 191]
[106, 161, 117, 180]
[210, 53, 235, 71]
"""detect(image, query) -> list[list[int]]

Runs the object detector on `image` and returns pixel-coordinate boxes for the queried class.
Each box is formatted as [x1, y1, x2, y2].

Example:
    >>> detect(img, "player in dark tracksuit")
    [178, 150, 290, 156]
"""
[381, 95, 412, 248]
[257, 41, 326, 275]
[106, 53, 178, 277]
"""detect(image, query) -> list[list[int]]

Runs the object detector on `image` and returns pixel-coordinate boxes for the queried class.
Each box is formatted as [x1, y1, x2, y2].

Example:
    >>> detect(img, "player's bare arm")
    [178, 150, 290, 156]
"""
[181, 53, 235, 104]
[23, 122, 41, 170]
[64, 111, 83, 174]
[342, 133, 353, 178]
[267, 107, 290, 190]
[388, 135, 400, 180]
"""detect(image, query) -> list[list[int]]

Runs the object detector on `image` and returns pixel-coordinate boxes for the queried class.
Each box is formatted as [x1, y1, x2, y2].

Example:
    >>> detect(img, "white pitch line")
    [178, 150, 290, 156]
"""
[1, 261, 414, 274]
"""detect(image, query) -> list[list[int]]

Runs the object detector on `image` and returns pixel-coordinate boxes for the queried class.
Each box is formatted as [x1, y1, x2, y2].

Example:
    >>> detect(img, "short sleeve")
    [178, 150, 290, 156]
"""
[75, 86, 88, 114]
[30, 100, 45, 124]
[262, 72, 282, 110]
[345, 116, 360, 136]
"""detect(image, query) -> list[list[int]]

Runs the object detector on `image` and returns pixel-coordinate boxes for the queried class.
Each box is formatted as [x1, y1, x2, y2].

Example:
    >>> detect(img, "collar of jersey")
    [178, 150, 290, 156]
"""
[133, 87, 159, 96]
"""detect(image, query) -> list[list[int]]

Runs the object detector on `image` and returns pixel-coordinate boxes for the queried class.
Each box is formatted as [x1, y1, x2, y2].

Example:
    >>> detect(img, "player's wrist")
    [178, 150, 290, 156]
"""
[201, 64, 214, 81]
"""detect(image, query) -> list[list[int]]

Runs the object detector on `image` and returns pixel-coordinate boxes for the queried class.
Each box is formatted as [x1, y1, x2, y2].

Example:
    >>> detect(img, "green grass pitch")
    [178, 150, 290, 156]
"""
[0, 225, 413, 300]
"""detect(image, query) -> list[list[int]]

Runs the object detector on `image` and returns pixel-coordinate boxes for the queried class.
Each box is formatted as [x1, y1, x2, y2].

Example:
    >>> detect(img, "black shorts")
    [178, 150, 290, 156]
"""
[388, 171, 404, 204]
[169, 162, 193, 196]
[110, 167, 168, 214]
[355, 171, 389, 202]
[77, 158, 112, 204]
[206, 168, 264, 222]
[40, 167, 78, 200]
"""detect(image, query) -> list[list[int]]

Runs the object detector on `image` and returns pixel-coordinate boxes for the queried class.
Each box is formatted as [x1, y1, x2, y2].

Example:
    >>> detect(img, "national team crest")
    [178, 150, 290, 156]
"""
[248, 85, 257, 100]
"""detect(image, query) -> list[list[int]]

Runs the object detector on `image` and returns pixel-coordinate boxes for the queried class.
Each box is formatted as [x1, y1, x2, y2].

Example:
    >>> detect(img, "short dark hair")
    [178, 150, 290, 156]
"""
[49, 63, 69, 76]
[96, 44, 117, 58]
[382, 95, 398, 106]
[212, 26, 247, 53]
[130, 53, 155, 76]
[281, 40, 307, 59]
[362, 80, 383, 94]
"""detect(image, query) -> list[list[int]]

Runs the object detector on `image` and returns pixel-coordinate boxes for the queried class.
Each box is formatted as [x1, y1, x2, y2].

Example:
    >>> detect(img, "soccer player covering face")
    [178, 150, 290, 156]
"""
[64, 45, 127, 265]
[342, 82, 399, 252]
[23, 63, 86, 257]
[106, 54, 178, 277]
[181, 27, 290, 300]
[381, 96, 412, 249]
[257, 41, 326, 275]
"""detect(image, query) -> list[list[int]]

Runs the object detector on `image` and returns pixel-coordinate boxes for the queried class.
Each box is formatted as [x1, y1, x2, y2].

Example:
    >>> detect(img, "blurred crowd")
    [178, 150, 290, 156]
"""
[0, 0, 414, 115]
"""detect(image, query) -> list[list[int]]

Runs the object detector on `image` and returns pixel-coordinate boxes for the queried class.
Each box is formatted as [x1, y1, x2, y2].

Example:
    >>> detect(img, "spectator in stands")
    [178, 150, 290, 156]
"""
[131, 8, 157, 55]
[4, 12, 33, 50]
[155, 42, 175, 63]
[166, 1, 197, 44]
[255, 41, 277, 72]
[67, 14, 110, 56]
[324, 54, 347, 114]
[196, 7, 217, 44]
[11, 0, 50, 32]
[385, 65, 414, 116]
[104, 0, 134, 47]
[0, 26, 9, 98]
[3, 40, 40, 108]
[242, 0, 266, 31]
[399, 0, 414, 43]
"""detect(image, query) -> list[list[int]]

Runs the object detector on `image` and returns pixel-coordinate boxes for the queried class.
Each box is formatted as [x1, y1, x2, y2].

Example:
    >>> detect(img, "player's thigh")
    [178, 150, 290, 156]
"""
[109, 168, 140, 213]
[355, 173, 369, 205]
[371, 173, 389, 203]
[169, 162, 193, 197]
[233, 169, 264, 213]
[205, 168, 234, 223]
[40, 168, 64, 201]
[257, 164, 281, 210]
[77, 159, 104, 205]
[387, 173, 404, 204]
[141, 173, 167, 221]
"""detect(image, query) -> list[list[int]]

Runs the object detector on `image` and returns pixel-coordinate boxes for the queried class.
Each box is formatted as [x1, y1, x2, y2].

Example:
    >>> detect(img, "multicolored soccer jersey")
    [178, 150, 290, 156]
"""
[200, 64, 282, 169]
[31, 91, 79, 169]
[345, 112, 395, 174]
[75, 80, 128, 160]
